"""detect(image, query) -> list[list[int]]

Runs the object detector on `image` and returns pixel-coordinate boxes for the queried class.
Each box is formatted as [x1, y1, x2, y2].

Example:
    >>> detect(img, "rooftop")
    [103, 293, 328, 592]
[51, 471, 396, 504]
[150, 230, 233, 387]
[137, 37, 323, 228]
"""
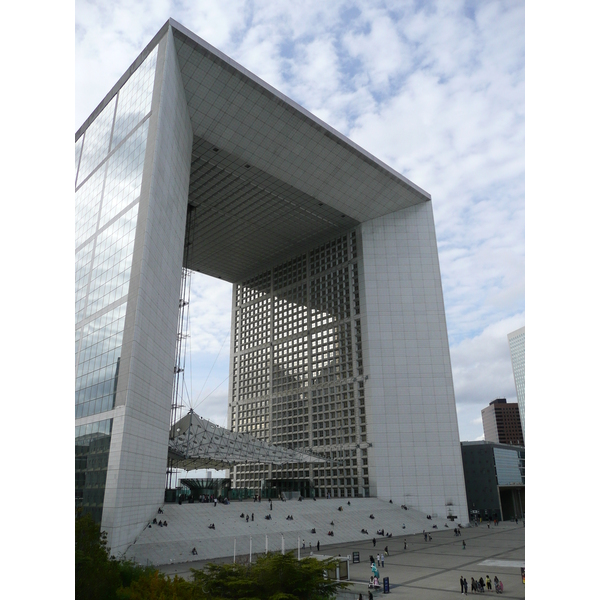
[77, 19, 431, 283]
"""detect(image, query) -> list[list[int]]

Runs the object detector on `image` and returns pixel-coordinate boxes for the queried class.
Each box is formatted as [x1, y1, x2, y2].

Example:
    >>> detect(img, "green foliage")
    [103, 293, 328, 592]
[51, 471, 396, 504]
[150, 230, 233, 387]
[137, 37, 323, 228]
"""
[191, 552, 349, 600]
[117, 558, 158, 590]
[76, 511, 347, 600]
[75, 511, 121, 600]
[76, 510, 159, 600]
[117, 571, 197, 600]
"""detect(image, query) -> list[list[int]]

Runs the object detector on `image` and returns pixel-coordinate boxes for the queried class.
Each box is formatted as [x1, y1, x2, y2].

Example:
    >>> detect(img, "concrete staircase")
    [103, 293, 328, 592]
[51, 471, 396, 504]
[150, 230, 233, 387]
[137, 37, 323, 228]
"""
[123, 497, 457, 567]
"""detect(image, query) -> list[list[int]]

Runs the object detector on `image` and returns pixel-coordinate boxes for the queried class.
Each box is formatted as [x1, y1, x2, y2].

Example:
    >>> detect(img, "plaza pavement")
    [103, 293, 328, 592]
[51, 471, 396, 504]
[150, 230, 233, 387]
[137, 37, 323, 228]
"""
[124, 498, 524, 599]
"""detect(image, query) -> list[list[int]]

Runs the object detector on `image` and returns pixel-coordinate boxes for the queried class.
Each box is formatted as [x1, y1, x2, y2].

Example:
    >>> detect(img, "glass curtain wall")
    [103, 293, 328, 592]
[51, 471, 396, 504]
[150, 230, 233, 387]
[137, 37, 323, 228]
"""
[74, 46, 158, 520]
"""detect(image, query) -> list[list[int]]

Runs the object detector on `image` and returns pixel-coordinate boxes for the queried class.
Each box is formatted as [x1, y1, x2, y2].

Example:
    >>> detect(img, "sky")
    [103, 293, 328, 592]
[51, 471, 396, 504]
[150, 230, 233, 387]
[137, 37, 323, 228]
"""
[75, 0, 525, 444]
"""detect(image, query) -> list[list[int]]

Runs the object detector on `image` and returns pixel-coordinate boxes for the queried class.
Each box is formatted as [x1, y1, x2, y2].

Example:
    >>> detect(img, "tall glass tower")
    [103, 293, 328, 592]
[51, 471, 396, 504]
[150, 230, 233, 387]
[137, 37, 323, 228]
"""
[507, 327, 525, 443]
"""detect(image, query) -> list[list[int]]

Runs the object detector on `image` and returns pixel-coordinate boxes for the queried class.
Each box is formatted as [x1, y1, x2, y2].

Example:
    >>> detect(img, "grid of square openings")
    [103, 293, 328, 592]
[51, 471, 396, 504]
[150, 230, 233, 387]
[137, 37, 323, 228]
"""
[239, 298, 271, 352]
[310, 235, 348, 276]
[311, 323, 353, 385]
[233, 347, 271, 401]
[271, 393, 310, 444]
[273, 284, 308, 341]
[273, 338, 309, 393]
[233, 399, 270, 439]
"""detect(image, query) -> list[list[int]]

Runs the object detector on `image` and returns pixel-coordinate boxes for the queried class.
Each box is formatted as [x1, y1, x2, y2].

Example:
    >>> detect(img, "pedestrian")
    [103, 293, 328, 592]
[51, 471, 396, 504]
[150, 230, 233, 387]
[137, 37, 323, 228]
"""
[463, 576, 468, 595]
[381, 554, 384, 567]
[251, 513, 254, 521]
[317, 540, 320, 552]
[471, 577, 476, 592]
[486, 575, 491, 590]
[423, 530, 427, 541]
[460, 576, 464, 594]
[384, 545, 389, 556]
[373, 538, 376, 547]
[462, 540, 466, 550]
[302, 539, 305, 549]
[403, 540, 407, 550]
[376, 553, 380, 566]
[309, 542, 312, 550]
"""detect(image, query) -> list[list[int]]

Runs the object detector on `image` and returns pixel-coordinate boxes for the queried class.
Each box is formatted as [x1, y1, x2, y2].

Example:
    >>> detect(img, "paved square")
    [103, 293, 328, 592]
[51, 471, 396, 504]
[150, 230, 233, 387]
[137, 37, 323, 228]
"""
[160, 520, 525, 599]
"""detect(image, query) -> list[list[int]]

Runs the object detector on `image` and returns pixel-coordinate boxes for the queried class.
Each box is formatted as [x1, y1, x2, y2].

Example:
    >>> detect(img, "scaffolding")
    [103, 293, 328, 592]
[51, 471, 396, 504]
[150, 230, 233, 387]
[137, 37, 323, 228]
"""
[166, 205, 196, 490]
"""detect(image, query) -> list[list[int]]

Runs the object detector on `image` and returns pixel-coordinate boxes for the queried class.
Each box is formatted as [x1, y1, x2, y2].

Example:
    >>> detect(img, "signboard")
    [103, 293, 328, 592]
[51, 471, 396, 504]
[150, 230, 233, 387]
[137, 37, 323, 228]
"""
[383, 577, 390, 593]
[352, 552, 360, 564]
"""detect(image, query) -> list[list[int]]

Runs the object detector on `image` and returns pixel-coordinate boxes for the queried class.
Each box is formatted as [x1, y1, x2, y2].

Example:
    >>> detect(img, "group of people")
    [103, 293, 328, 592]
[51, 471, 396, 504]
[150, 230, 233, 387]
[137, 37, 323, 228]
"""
[179, 494, 228, 505]
[285, 515, 294, 520]
[151, 518, 168, 527]
[240, 512, 254, 522]
[369, 552, 386, 567]
[460, 575, 502, 594]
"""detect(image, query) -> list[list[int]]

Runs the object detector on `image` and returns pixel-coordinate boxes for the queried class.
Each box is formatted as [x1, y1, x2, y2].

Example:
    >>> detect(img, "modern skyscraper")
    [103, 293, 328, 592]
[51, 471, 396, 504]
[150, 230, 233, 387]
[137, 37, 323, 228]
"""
[481, 399, 524, 446]
[75, 19, 468, 554]
[507, 326, 525, 442]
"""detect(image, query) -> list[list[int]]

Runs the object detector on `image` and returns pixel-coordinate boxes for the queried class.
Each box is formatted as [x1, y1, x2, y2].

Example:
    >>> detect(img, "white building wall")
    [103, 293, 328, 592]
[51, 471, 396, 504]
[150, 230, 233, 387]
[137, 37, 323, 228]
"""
[358, 201, 468, 521]
[101, 29, 193, 554]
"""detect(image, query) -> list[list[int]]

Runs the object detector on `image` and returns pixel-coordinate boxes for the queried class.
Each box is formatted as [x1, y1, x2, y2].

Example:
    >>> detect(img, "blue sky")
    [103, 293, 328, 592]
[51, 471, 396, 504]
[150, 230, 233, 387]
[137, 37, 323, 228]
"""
[75, 0, 525, 443]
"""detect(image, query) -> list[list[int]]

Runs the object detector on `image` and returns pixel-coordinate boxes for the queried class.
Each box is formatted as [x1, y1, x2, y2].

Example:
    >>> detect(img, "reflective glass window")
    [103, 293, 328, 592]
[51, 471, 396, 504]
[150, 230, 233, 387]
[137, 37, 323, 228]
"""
[77, 96, 116, 185]
[99, 119, 149, 228]
[75, 166, 106, 249]
[494, 447, 525, 485]
[75, 46, 158, 420]
[75, 418, 113, 523]
[76, 303, 127, 419]
[111, 46, 158, 149]
[75, 136, 83, 182]
[85, 204, 139, 318]
[75, 240, 95, 324]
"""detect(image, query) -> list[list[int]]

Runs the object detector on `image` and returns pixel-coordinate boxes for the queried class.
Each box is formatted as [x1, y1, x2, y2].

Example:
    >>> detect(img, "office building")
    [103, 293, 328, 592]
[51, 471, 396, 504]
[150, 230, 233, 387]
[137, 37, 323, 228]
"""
[507, 326, 525, 442]
[481, 399, 524, 446]
[75, 19, 468, 554]
[461, 441, 525, 521]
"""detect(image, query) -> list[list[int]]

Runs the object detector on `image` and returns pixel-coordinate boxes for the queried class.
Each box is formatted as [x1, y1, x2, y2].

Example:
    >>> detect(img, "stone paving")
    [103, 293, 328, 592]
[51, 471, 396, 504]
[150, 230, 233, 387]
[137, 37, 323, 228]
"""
[124, 497, 450, 566]
[125, 498, 525, 599]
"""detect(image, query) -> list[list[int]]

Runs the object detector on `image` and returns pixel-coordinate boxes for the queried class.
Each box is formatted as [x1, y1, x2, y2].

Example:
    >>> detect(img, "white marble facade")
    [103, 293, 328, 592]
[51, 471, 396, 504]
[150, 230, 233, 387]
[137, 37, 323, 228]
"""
[75, 20, 469, 555]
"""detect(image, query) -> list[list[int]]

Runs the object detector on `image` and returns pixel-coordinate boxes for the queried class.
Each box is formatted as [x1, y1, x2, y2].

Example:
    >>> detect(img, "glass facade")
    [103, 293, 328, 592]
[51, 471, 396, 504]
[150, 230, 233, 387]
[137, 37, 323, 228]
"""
[230, 231, 369, 498]
[494, 447, 525, 486]
[75, 419, 114, 523]
[75, 46, 158, 420]
[75, 46, 158, 521]
[508, 328, 525, 441]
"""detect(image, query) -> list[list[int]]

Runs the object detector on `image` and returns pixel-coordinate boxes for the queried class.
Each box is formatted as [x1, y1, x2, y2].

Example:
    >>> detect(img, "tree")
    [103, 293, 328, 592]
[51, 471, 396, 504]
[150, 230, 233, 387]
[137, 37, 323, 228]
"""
[191, 552, 348, 600]
[76, 510, 158, 600]
[75, 511, 121, 600]
[117, 571, 197, 600]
